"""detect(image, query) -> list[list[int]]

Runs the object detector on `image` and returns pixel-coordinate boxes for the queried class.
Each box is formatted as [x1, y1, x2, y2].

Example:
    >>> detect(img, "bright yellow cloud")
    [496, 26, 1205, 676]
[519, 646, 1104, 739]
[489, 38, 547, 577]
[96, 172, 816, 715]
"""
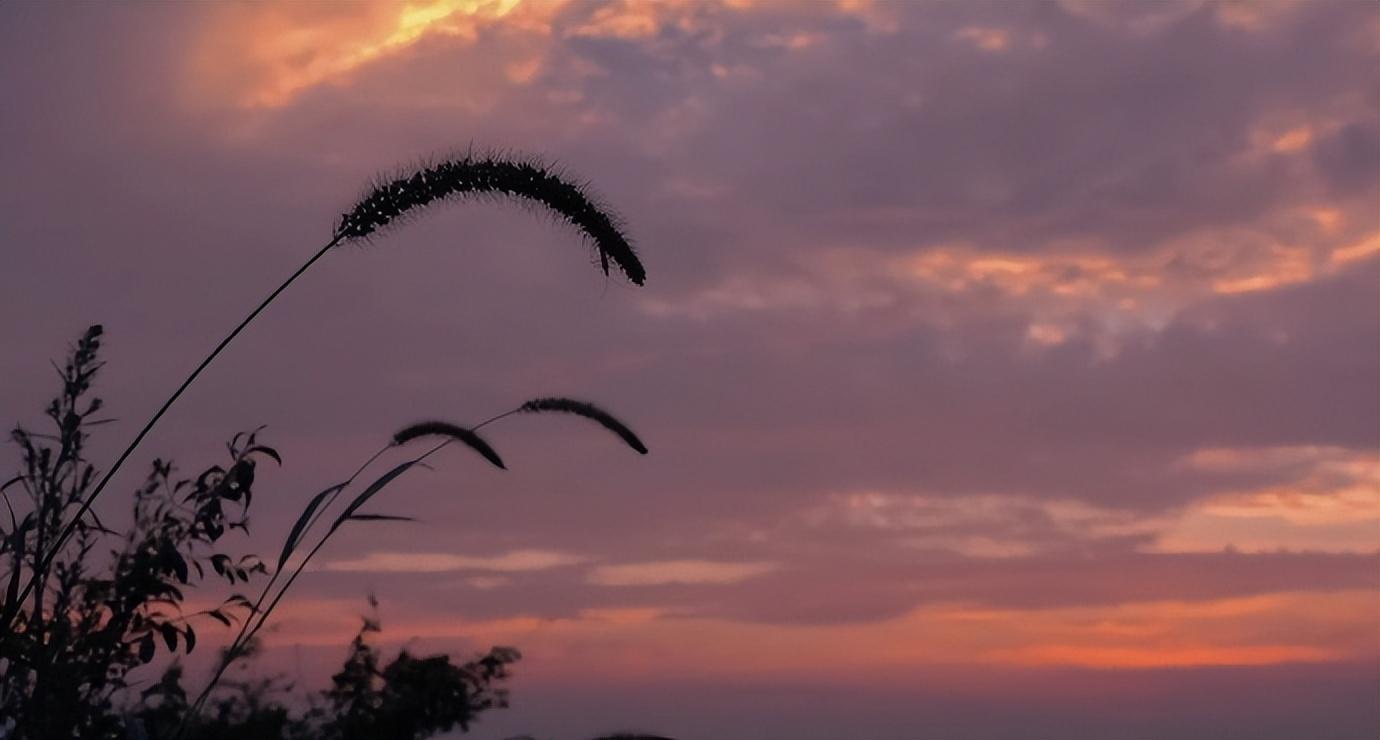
[191, 0, 533, 108]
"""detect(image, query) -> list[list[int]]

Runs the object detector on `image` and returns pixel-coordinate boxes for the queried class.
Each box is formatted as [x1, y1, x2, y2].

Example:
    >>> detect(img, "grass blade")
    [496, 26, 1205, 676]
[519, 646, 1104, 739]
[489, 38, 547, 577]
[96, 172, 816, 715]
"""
[276, 483, 347, 571]
[330, 460, 423, 533]
[347, 513, 417, 522]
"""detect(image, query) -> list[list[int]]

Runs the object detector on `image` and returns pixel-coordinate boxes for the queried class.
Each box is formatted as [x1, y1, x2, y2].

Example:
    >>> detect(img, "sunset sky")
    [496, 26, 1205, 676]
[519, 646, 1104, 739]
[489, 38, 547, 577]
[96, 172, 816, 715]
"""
[1, 2, 1377, 738]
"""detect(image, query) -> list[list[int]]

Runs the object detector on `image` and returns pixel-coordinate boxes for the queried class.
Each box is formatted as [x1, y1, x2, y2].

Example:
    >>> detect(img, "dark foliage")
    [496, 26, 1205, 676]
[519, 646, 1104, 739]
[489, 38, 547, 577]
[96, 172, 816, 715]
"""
[319, 606, 519, 740]
[131, 612, 520, 740]
[0, 327, 265, 739]
[0, 330, 522, 739]
[4, 148, 658, 739]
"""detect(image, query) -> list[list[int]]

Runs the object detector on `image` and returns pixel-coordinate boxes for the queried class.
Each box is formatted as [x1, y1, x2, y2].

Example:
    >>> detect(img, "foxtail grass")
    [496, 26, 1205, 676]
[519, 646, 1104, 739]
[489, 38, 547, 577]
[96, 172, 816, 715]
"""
[392, 421, 506, 469]
[7, 152, 645, 635]
[338, 153, 645, 285]
[517, 397, 648, 454]
[180, 398, 645, 736]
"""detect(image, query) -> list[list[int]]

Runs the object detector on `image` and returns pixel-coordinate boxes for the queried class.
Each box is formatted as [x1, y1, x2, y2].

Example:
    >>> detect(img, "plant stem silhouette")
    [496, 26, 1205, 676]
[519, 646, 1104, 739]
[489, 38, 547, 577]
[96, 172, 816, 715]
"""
[180, 396, 644, 735]
[4, 152, 644, 637]
[1, 239, 339, 636]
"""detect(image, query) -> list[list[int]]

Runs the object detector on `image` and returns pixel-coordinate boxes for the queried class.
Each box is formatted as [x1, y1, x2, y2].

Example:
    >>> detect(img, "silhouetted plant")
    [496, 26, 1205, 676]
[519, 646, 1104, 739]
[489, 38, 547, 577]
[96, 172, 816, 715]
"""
[2, 150, 655, 739]
[0, 328, 268, 738]
[0, 330, 568, 740]
[132, 602, 520, 740]
[316, 601, 520, 740]
[8, 151, 645, 632]
[337, 154, 644, 285]
[515, 398, 650, 454]
[186, 396, 646, 732]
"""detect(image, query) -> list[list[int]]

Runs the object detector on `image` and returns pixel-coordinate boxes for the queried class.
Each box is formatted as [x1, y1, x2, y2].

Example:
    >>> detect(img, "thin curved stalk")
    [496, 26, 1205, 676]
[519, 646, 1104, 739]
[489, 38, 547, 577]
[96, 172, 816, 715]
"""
[177, 397, 643, 734]
[177, 439, 450, 738]
[4, 239, 339, 634]
[8, 153, 645, 635]
[209, 443, 392, 685]
[179, 408, 520, 733]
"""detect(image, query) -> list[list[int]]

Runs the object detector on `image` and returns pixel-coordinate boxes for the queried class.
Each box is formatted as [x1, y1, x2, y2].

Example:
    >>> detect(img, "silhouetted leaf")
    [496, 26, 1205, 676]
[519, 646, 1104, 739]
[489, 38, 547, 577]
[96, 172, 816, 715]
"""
[138, 633, 155, 663]
[331, 460, 425, 533]
[347, 514, 417, 523]
[245, 444, 282, 466]
[277, 482, 347, 570]
[160, 623, 178, 652]
[170, 550, 189, 584]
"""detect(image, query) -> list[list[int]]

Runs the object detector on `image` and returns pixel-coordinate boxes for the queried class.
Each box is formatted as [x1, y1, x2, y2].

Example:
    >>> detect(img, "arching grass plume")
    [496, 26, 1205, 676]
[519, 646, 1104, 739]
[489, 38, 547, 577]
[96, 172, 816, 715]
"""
[8, 152, 645, 632]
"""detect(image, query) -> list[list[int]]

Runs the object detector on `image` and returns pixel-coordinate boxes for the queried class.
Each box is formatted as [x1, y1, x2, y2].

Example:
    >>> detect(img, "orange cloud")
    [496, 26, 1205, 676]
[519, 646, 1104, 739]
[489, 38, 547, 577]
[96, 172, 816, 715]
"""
[643, 215, 1377, 359]
[1155, 446, 1380, 554]
[1270, 126, 1314, 154]
[990, 643, 1332, 668]
[1330, 232, 1380, 266]
[587, 559, 778, 586]
[264, 589, 1376, 679]
[189, 0, 537, 108]
[802, 490, 1163, 557]
[955, 26, 1012, 52]
[322, 548, 587, 572]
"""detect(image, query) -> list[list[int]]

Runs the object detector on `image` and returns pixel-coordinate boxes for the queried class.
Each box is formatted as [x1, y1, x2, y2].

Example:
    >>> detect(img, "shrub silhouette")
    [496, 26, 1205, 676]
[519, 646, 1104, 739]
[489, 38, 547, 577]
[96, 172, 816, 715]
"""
[0, 331, 540, 739]
[0, 328, 270, 737]
[132, 600, 520, 740]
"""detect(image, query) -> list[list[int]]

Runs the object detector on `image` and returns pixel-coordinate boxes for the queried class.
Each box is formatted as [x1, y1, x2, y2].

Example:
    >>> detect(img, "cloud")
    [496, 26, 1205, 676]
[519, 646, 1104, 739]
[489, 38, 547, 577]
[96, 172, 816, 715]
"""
[798, 490, 1163, 557]
[322, 549, 587, 573]
[189, 0, 533, 107]
[1152, 445, 1380, 553]
[789, 443, 1379, 559]
[587, 560, 778, 586]
[268, 588, 1376, 676]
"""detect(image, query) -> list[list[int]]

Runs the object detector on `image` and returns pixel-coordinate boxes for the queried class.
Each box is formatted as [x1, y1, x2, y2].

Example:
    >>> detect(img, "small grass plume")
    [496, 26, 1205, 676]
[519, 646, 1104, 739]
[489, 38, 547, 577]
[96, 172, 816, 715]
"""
[8, 150, 644, 634]
[392, 421, 507, 469]
[184, 396, 649, 735]
[336, 153, 646, 285]
[518, 397, 648, 454]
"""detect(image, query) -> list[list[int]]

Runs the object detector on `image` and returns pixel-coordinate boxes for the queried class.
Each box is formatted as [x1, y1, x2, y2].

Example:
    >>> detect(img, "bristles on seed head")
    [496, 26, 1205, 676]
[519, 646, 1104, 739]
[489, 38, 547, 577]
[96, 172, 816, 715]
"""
[335, 152, 645, 285]
[518, 397, 648, 454]
[392, 420, 506, 470]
